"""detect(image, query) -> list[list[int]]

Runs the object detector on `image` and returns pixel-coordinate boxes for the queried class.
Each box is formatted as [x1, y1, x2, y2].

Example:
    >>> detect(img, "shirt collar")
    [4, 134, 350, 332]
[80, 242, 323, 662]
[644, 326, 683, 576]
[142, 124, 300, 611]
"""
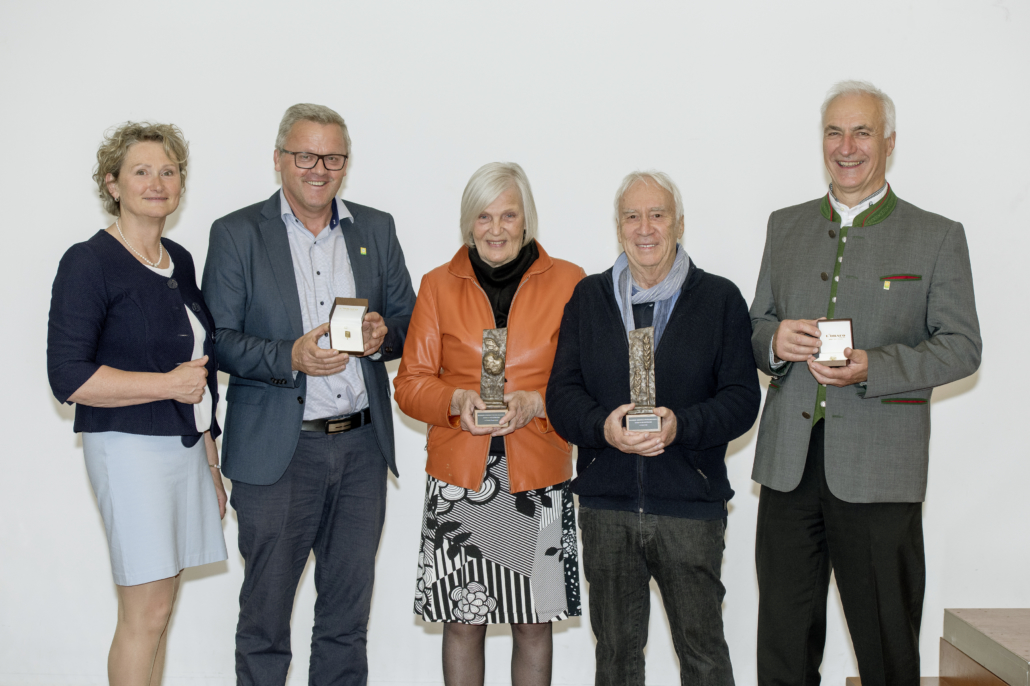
[279, 189, 353, 237]
[828, 181, 888, 224]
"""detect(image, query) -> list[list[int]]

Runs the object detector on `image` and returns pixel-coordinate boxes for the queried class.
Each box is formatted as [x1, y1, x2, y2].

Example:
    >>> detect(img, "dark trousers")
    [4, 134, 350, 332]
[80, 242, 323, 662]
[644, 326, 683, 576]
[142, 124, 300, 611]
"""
[756, 420, 925, 686]
[230, 424, 387, 686]
[580, 506, 734, 686]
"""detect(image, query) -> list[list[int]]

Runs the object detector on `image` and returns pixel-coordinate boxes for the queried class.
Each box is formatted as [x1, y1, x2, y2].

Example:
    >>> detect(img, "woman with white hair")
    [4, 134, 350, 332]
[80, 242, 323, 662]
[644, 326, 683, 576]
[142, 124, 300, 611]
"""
[394, 162, 585, 685]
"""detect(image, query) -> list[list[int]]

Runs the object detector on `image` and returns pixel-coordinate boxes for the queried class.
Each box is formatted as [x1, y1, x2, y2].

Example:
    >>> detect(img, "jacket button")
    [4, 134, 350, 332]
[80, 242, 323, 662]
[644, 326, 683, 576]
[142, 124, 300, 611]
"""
[298, 397, 304, 404]
[820, 272, 829, 281]
[191, 303, 201, 312]
[384, 347, 393, 354]
[802, 411, 811, 419]
[167, 278, 178, 289]
[829, 229, 836, 238]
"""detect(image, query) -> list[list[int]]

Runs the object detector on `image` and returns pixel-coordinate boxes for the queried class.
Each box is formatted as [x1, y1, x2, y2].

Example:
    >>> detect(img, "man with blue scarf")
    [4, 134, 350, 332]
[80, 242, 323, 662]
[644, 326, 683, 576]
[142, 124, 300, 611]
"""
[548, 171, 760, 686]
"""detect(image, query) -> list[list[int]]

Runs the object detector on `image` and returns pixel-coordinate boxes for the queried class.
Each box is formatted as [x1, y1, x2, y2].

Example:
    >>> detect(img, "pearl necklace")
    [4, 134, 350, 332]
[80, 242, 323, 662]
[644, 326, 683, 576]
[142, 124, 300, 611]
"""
[116, 218, 164, 268]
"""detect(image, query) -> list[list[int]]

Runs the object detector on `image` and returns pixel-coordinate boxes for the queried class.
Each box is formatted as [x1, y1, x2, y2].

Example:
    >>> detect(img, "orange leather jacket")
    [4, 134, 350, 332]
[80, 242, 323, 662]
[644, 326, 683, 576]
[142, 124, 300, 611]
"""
[394, 242, 584, 493]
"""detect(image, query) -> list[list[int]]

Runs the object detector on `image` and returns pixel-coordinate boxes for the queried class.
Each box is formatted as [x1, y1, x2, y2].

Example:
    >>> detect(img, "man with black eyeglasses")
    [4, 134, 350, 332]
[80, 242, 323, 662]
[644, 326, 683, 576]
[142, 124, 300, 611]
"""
[203, 103, 416, 686]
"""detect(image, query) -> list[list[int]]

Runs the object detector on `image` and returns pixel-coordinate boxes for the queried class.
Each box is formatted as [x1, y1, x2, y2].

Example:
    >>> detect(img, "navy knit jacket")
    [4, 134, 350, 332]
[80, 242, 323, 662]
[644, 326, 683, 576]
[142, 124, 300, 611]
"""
[546, 264, 760, 519]
[47, 230, 220, 445]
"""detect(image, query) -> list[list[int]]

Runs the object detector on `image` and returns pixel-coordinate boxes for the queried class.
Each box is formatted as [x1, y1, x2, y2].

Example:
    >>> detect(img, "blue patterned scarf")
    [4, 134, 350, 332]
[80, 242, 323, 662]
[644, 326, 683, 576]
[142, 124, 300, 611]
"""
[612, 246, 690, 349]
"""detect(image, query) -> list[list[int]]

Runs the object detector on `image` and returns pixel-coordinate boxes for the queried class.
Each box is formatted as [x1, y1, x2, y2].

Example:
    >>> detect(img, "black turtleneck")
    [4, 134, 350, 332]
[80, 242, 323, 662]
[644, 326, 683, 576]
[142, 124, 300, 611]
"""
[468, 240, 539, 328]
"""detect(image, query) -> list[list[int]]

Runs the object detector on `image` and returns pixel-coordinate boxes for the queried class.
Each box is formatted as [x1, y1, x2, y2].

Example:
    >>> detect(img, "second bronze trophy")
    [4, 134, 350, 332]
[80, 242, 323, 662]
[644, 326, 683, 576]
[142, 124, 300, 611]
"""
[625, 326, 661, 432]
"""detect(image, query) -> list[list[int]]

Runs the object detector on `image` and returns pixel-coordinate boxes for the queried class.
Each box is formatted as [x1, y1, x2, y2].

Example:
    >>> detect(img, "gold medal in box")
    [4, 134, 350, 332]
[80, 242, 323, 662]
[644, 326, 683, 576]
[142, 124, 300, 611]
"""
[328, 298, 368, 354]
[815, 318, 854, 367]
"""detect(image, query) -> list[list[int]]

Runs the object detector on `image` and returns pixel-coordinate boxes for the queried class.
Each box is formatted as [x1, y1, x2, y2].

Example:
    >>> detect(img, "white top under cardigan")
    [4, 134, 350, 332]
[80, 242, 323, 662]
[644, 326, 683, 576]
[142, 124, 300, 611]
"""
[147, 257, 212, 433]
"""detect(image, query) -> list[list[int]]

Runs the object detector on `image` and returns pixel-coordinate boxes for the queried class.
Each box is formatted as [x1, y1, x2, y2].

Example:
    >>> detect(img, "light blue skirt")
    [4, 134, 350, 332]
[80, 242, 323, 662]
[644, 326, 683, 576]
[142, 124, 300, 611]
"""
[83, 432, 228, 586]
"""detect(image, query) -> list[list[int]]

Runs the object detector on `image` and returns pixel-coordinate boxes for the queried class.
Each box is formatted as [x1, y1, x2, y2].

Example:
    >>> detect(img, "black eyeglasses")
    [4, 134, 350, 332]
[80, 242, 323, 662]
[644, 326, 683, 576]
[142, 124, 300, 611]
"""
[280, 149, 349, 171]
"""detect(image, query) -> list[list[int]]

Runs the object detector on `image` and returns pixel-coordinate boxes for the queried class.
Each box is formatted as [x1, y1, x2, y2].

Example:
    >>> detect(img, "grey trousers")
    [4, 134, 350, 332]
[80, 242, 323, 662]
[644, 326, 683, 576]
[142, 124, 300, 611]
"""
[230, 424, 387, 686]
[579, 506, 734, 686]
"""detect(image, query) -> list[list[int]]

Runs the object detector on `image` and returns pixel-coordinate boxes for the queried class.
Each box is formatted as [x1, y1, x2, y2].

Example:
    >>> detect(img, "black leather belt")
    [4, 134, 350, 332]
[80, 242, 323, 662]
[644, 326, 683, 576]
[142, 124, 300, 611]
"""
[301, 408, 371, 434]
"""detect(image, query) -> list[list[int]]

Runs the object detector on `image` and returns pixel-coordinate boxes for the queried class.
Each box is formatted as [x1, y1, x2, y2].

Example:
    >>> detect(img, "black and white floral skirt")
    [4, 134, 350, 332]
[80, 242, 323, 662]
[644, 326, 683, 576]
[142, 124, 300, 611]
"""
[414, 449, 581, 624]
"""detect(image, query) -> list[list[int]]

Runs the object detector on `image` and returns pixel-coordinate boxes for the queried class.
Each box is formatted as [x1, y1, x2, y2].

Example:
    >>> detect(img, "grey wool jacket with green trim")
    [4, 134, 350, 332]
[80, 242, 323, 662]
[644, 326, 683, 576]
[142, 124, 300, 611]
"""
[749, 188, 982, 503]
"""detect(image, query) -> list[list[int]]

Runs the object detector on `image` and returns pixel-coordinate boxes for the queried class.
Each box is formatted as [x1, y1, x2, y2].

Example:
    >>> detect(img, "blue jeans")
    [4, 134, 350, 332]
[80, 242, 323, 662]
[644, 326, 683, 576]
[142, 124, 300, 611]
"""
[579, 506, 734, 686]
[230, 424, 387, 686]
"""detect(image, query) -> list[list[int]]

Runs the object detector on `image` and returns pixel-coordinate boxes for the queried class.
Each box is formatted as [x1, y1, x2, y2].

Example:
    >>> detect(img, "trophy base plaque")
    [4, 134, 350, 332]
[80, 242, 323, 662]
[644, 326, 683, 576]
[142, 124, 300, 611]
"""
[625, 412, 661, 433]
[474, 408, 508, 427]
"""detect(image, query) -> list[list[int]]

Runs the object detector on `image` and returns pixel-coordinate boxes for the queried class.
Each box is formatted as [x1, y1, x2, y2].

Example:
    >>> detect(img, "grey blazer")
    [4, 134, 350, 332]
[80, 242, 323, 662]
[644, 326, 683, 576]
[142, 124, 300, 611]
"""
[202, 192, 416, 486]
[749, 192, 981, 503]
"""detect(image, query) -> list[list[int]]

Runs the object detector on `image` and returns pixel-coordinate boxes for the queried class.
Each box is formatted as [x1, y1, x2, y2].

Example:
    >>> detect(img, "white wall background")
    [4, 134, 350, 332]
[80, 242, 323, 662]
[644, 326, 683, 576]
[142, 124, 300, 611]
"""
[1, 1, 1027, 684]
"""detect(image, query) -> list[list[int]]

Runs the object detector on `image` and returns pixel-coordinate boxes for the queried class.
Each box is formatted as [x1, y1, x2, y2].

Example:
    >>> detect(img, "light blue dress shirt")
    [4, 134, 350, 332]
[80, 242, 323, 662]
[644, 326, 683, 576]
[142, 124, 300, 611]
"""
[280, 189, 369, 420]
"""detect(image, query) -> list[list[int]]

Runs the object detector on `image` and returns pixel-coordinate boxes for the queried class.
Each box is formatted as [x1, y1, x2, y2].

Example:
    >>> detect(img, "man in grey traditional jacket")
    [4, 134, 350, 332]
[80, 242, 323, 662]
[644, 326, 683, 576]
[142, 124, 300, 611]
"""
[749, 81, 982, 686]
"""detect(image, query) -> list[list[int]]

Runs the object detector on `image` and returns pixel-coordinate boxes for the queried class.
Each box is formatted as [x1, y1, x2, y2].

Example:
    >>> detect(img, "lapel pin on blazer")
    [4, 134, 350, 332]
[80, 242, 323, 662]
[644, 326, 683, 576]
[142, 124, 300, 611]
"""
[360, 247, 367, 255]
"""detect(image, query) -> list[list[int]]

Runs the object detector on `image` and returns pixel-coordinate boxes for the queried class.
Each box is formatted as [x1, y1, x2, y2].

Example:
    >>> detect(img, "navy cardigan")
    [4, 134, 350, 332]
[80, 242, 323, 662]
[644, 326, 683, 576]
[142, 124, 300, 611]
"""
[47, 230, 220, 445]
[546, 264, 760, 520]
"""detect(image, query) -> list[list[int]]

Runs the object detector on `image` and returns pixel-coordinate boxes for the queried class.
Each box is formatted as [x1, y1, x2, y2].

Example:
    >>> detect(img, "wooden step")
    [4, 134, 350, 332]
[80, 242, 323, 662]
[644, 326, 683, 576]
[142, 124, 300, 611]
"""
[844, 675, 943, 679]
[940, 636, 1007, 686]
[944, 609, 1030, 686]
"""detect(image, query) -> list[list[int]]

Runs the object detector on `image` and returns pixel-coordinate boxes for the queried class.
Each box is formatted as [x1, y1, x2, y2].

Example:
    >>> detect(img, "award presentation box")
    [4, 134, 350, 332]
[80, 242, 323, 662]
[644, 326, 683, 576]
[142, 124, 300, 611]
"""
[816, 318, 853, 367]
[328, 298, 368, 354]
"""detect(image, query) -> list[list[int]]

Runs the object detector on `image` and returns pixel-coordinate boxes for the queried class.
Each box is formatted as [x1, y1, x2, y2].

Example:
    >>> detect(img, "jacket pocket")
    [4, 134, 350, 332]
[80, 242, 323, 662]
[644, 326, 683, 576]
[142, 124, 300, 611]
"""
[648, 452, 724, 503]
[695, 467, 711, 494]
[880, 397, 928, 405]
[879, 386, 931, 406]
[879, 274, 922, 291]
[226, 383, 266, 406]
[572, 452, 635, 497]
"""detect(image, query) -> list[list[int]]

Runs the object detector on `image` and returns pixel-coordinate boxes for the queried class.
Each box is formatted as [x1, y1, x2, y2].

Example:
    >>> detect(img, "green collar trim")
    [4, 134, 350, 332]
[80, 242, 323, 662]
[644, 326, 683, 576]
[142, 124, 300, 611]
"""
[820, 194, 835, 221]
[820, 184, 898, 226]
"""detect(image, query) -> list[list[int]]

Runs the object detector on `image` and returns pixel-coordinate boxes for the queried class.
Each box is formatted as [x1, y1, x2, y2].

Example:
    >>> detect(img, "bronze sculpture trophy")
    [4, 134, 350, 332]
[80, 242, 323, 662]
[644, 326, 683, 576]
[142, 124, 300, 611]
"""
[473, 328, 508, 427]
[625, 327, 661, 432]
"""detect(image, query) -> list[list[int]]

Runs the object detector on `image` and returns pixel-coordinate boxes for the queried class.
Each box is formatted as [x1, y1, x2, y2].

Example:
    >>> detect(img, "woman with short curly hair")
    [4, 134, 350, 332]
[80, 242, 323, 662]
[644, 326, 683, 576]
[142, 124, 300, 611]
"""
[47, 121, 226, 684]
